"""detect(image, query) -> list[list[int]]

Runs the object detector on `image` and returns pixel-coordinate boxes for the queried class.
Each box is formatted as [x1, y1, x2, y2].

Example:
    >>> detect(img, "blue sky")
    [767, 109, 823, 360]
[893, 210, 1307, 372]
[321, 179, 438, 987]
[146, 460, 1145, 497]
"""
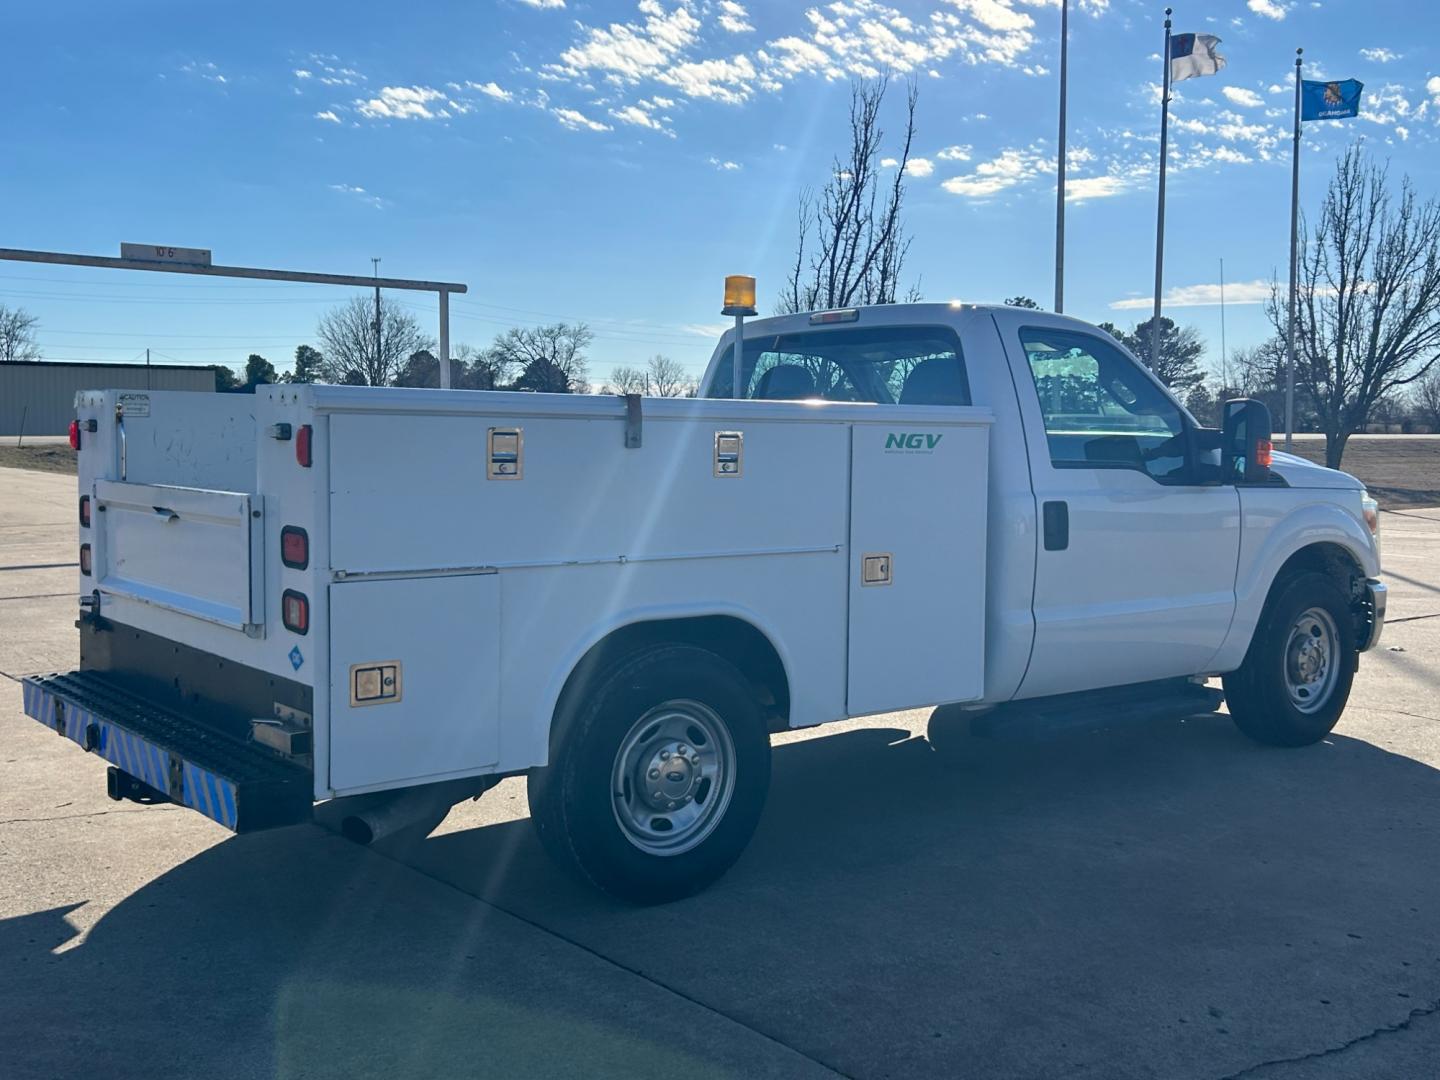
[4, 0, 1437, 383]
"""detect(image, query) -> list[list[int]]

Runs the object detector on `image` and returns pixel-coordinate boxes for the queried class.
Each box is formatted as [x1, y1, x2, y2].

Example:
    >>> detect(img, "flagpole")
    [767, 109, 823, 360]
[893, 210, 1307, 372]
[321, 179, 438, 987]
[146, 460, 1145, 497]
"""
[1220, 256, 1228, 387]
[1150, 8, 1173, 366]
[1054, 0, 1069, 312]
[1285, 47, 1302, 452]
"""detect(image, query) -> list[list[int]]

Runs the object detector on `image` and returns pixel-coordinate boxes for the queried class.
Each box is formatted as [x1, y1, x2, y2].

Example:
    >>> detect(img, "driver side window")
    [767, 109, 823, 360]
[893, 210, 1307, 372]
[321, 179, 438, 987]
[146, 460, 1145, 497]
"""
[1020, 328, 1188, 483]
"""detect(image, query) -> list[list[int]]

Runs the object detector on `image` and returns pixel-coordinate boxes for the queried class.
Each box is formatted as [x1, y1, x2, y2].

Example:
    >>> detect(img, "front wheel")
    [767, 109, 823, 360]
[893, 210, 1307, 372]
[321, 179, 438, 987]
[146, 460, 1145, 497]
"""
[1224, 571, 1357, 747]
[528, 644, 772, 904]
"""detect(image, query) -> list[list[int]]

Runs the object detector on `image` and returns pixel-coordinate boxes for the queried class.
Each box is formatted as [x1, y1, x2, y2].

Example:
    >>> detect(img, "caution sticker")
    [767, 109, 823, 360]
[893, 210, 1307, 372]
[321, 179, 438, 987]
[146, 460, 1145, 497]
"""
[118, 393, 151, 417]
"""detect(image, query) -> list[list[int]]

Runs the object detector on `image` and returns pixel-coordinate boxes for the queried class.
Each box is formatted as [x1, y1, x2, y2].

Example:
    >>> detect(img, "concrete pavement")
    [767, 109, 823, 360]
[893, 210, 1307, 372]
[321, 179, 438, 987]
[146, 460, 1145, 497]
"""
[3, 463, 1440, 1079]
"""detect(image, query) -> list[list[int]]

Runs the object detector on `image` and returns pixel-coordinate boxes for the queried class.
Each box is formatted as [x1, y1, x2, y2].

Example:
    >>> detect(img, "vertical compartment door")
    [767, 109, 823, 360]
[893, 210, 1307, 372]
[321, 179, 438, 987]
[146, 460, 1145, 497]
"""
[328, 573, 500, 793]
[847, 423, 989, 715]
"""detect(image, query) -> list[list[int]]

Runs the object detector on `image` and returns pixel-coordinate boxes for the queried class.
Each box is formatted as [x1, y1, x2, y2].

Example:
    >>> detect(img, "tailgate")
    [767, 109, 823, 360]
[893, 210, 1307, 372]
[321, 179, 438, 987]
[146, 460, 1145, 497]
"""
[93, 479, 264, 633]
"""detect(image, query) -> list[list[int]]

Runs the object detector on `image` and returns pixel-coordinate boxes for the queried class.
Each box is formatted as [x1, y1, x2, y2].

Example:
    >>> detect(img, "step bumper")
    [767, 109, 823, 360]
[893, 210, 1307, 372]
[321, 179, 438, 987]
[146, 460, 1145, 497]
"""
[21, 671, 312, 833]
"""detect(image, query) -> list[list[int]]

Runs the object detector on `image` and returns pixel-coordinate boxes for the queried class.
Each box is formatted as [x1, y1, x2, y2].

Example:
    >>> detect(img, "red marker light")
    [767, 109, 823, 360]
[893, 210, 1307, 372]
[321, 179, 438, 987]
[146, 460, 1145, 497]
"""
[79, 544, 92, 576]
[1255, 438, 1274, 469]
[79, 496, 91, 528]
[295, 425, 313, 468]
[280, 526, 309, 570]
[68, 420, 82, 451]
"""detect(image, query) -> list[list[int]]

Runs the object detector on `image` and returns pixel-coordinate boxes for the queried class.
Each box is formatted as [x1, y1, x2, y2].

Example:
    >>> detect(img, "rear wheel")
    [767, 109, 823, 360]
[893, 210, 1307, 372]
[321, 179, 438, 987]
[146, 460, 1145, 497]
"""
[528, 644, 771, 904]
[1224, 571, 1356, 747]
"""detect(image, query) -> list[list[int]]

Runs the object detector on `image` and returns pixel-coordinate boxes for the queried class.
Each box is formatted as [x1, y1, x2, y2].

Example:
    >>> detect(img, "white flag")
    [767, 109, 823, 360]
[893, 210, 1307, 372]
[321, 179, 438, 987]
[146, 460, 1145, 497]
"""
[1170, 32, 1226, 84]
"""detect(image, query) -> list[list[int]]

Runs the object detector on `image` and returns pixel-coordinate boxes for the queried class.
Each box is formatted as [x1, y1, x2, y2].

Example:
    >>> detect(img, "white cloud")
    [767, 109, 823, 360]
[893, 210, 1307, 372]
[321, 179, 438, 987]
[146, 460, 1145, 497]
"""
[905, 156, 935, 177]
[1222, 86, 1264, 108]
[314, 110, 341, 123]
[517, 0, 566, 7]
[356, 86, 447, 120]
[937, 144, 973, 160]
[880, 156, 900, 167]
[1359, 47, 1400, 63]
[708, 156, 742, 170]
[659, 55, 760, 104]
[718, 0, 754, 33]
[610, 102, 674, 134]
[1247, 0, 1289, 19]
[328, 183, 385, 209]
[539, 0, 1075, 127]
[181, 61, 227, 84]
[553, 106, 611, 131]
[303, 55, 364, 87]
[468, 81, 513, 102]
[941, 145, 1051, 198]
[1065, 175, 1127, 202]
[1428, 76, 1440, 104]
[1110, 279, 1271, 310]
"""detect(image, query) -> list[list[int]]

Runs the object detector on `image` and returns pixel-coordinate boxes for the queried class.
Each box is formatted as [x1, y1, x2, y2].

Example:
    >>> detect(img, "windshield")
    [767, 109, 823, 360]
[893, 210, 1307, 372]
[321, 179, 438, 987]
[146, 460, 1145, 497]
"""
[707, 324, 971, 406]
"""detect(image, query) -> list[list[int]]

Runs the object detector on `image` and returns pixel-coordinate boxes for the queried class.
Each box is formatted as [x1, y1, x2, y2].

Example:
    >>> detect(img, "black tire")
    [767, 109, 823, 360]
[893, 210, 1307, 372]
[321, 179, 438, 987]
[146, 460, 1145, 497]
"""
[527, 644, 772, 904]
[1223, 571, 1357, 747]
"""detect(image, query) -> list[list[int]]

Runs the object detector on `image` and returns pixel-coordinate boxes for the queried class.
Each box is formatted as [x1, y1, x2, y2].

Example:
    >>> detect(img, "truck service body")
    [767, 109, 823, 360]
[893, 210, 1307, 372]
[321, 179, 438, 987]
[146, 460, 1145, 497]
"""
[22, 303, 1387, 901]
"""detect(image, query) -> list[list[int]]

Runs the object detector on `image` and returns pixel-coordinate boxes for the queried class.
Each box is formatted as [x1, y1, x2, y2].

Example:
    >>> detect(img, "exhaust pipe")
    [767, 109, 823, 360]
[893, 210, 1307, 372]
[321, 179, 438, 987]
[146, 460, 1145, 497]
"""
[338, 777, 493, 847]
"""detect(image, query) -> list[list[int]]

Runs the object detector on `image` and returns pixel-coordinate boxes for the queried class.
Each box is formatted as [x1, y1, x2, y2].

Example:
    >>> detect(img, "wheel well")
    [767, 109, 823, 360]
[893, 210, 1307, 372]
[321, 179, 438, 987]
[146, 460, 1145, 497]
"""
[554, 616, 792, 737]
[1272, 541, 1368, 635]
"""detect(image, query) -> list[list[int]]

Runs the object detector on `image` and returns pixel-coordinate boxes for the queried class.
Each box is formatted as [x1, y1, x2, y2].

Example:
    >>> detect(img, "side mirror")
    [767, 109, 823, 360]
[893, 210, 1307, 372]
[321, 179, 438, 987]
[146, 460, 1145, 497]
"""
[1221, 398, 1274, 484]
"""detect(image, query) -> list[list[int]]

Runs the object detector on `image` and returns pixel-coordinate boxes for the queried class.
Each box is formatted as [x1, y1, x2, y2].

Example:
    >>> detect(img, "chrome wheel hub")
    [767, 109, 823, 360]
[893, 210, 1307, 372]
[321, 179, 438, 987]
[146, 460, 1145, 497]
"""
[1284, 606, 1340, 714]
[611, 700, 736, 856]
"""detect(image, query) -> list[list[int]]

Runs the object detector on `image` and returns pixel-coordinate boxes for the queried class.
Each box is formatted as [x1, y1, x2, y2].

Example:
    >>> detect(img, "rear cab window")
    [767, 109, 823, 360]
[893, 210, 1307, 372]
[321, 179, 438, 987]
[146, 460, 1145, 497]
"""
[707, 325, 971, 407]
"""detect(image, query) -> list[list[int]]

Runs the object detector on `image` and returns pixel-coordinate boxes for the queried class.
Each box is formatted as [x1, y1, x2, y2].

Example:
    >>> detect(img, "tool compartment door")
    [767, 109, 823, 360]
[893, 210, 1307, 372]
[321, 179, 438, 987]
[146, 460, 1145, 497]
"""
[847, 420, 989, 715]
[93, 479, 261, 632]
[328, 573, 500, 793]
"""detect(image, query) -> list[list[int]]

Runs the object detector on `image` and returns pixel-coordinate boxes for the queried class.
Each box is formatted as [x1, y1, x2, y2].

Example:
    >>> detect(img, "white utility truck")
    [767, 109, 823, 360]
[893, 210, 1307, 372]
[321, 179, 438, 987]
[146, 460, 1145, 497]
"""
[22, 303, 1386, 902]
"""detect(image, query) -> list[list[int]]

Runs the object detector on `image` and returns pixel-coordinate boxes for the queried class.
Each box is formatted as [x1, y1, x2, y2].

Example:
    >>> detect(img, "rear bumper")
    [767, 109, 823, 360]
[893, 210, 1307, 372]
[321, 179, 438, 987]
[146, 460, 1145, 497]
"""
[21, 671, 311, 833]
[1359, 577, 1387, 652]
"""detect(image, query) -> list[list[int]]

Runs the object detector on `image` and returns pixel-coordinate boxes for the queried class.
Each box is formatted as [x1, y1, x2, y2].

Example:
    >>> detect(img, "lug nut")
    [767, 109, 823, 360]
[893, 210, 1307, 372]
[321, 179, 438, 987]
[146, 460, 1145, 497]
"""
[648, 768, 660, 779]
[659, 750, 671, 760]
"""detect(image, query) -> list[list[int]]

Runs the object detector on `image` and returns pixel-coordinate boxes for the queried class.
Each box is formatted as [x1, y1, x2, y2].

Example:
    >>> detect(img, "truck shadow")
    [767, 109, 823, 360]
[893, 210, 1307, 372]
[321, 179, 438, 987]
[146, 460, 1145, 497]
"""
[6, 714, 1440, 1080]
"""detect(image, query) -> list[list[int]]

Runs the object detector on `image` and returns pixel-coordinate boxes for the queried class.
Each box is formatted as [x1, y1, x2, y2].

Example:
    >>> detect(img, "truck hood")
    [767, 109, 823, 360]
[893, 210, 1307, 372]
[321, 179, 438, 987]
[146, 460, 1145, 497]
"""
[1268, 451, 1364, 491]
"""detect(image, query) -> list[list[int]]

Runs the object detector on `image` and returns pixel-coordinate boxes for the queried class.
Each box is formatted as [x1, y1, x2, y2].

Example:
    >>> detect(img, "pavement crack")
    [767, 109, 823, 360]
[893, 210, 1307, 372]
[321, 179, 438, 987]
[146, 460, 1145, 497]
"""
[1386, 612, 1440, 624]
[0, 805, 180, 825]
[1219, 997, 1440, 1079]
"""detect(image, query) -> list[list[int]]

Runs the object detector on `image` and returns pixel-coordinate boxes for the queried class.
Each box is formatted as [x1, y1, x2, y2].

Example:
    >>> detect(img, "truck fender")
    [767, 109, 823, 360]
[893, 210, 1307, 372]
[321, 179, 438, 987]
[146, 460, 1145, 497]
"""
[1209, 498, 1378, 673]
[534, 601, 797, 764]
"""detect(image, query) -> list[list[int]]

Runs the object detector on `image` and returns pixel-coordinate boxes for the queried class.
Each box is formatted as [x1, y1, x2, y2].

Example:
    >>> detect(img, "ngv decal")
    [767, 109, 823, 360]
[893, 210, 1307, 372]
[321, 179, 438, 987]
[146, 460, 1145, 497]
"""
[884, 432, 943, 452]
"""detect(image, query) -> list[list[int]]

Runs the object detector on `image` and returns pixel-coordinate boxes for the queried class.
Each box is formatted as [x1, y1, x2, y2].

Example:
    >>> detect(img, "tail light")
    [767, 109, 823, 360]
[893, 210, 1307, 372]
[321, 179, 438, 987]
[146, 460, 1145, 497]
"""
[69, 420, 82, 450]
[296, 424, 313, 468]
[282, 590, 309, 635]
[79, 544, 92, 576]
[79, 496, 91, 528]
[280, 526, 309, 570]
[1255, 438, 1273, 469]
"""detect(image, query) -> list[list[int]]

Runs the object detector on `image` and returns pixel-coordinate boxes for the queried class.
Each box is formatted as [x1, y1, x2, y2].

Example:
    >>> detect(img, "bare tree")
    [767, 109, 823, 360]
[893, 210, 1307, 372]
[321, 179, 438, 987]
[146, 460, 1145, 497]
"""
[488, 323, 591, 394]
[779, 78, 921, 315]
[607, 366, 649, 395]
[606, 355, 696, 397]
[455, 343, 513, 390]
[1410, 366, 1440, 430]
[1267, 145, 1440, 467]
[316, 295, 433, 387]
[0, 305, 41, 363]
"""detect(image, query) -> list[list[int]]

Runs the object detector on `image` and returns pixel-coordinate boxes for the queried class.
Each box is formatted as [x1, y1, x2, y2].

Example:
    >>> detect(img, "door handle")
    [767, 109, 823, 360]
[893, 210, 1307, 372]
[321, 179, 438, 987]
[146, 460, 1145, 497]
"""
[1042, 500, 1069, 551]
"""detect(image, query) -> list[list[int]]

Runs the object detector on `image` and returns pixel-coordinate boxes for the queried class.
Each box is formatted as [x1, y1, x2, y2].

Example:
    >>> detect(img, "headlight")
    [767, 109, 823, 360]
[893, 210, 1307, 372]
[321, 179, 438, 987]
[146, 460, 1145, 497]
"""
[1361, 491, 1380, 537]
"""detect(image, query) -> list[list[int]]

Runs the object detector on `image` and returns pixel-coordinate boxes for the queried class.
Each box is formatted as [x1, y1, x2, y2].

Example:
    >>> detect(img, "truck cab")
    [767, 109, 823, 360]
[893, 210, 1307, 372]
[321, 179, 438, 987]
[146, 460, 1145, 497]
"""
[22, 302, 1385, 904]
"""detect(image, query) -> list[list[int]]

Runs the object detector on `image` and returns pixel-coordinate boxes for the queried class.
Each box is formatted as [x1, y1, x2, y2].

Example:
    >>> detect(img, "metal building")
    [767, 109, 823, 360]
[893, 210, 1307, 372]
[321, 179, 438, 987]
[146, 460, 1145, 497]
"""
[1, 361, 216, 436]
